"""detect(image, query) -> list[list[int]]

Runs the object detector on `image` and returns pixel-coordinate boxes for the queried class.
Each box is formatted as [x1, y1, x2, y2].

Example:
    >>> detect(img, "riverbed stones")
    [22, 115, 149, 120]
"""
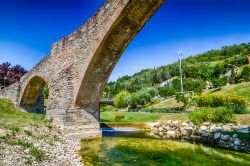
[149, 121, 249, 152]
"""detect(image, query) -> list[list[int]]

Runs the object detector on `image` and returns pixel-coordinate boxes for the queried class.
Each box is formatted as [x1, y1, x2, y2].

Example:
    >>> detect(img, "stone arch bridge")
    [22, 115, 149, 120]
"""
[0, 0, 164, 138]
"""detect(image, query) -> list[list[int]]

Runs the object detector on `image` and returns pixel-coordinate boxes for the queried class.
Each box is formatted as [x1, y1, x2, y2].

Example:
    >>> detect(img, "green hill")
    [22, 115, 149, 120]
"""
[104, 42, 250, 97]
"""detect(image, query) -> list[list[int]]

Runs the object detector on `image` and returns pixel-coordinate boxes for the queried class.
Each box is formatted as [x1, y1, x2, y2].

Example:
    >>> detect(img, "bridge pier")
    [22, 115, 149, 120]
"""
[47, 108, 101, 139]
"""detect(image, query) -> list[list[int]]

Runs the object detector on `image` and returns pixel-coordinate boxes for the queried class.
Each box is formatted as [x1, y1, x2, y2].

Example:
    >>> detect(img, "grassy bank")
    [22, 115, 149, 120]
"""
[0, 99, 48, 129]
[100, 111, 250, 126]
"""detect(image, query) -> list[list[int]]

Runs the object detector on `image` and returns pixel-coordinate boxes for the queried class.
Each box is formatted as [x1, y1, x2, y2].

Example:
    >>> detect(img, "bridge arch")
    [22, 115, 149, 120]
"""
[75, 0, 164, 117]
[20, 76, 49, 114]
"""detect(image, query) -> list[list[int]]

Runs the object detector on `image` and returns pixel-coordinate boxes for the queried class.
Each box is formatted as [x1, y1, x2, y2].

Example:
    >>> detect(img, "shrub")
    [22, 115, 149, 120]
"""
[158, 87, 176, 97]
[128, 88, 159, 108]
[100, 105, 118, 112]
[175, 92, 196, 110]
[115, 112, 125, 121]
[114, 91, 131, 108]
[189, 107, 235, 125]
[211, 76, 229, 88]
[196, 93, 247, 114]
[241, 65, 250, 81]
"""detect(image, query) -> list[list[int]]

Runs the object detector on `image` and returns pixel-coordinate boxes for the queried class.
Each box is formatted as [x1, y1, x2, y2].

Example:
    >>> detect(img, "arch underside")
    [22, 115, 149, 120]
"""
[20, 76, 47, 114]
[75, 0, 164, 113]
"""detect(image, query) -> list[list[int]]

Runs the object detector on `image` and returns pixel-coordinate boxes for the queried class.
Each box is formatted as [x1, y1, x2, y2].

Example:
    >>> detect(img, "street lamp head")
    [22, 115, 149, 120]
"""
[177, 51, 183, 57]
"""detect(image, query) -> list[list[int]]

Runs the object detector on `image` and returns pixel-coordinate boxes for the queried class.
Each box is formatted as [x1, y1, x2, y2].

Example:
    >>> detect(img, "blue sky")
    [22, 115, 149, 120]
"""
[0, 0, 250, 81]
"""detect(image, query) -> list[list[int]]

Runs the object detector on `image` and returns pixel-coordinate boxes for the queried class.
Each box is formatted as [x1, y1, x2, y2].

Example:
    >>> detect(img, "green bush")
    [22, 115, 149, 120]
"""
[158, 87, 176, 97]
[100, 105, 118, 112]
[114, 112, 125, 121]
[211, 76, 229, 88]
[189, 107, 235, 125]
[196, 93, 247, 114]
[241, 65, 250, 81]
[114, 91, 131, 108]
[128, 88, 159, 108]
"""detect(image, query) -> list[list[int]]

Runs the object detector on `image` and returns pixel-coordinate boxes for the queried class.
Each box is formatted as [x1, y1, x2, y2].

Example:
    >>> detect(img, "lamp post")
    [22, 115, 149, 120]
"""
[177, 51, 184, 93]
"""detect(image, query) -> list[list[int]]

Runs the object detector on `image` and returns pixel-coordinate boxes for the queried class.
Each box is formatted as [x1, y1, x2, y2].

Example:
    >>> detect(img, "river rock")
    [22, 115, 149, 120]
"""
[201, 131, 209, 137]
[200, 126, 207, 131]
[214, 132, 221, 140]
[185, 127, 193, 134]
[181, 122, 189, 127]
[220, 135, 230, 141]
[214, 126, 223, 132]
[234, 138, 241, 146]
[167, 130, 176, 138]
[203, 122, 211, 126]
[232, 134, 238, 138]
[237, 126, 249, 134]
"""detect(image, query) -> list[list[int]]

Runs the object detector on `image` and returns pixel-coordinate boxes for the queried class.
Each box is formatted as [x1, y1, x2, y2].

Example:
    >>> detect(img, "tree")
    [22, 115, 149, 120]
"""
[0, 62, 27, 87]
[114, 91, 131, 109]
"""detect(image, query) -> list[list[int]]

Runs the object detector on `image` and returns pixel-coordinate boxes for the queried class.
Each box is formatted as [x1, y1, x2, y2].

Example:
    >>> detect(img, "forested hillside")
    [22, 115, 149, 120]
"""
[103, 42, 250, 98]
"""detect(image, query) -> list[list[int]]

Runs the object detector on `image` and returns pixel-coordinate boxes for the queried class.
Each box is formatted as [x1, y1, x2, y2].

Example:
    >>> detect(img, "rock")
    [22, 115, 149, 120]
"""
[237, 126, 249, 134]
[233, 146, 241, 151]
[185, 127, 193, 134]
[220, 135, 230, 141]
[203, 122, 211, 126]
[171, 121, 179, 126]
[181, 122, 189, 127]
[166, 120, 172, 124]
[234, 138, 241, 146]
[201, 131, 209, 137]
[214, 132, 221, 140]
[167, 130, 176, 138]
[232, 134, 238, 138]
[214, 126, 223, 132]
[181, 130, 188, 136]
[158, 127, 164, 132]
[200, 126, 207, 131]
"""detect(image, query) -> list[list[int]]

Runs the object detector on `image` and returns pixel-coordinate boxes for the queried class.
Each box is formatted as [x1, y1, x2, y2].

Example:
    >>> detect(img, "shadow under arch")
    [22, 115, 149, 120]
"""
[20, 76, 49, 114]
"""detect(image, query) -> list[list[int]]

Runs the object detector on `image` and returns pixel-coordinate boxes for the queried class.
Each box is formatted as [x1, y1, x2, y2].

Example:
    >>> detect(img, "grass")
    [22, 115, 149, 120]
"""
[101, 112, 161, 122]
[0, 99, 46, 161]
[210, 82, 250, 101]
[148, 97, 183, 109]
[80, 137, 250, 166]
[0, 99, 45, 130]
[101, 111, 250, 126]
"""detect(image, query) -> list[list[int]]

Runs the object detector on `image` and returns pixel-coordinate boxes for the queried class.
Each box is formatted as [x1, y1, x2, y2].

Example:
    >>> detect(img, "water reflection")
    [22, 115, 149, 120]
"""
[79, 128, 250, 166]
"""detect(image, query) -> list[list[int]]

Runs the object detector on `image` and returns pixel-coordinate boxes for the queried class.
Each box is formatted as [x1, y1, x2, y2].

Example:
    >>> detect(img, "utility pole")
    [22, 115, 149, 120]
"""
[177, 51, 184, 93]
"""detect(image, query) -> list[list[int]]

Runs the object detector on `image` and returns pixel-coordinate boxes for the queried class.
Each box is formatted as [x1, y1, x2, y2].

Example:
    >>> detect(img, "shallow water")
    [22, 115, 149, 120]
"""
[80, 128, 250, 166]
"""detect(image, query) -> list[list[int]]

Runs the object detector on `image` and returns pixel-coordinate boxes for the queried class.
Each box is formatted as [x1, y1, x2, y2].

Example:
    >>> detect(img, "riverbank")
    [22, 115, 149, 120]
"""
[0, 99, 83, 166]
[102, 120, 250, 153]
